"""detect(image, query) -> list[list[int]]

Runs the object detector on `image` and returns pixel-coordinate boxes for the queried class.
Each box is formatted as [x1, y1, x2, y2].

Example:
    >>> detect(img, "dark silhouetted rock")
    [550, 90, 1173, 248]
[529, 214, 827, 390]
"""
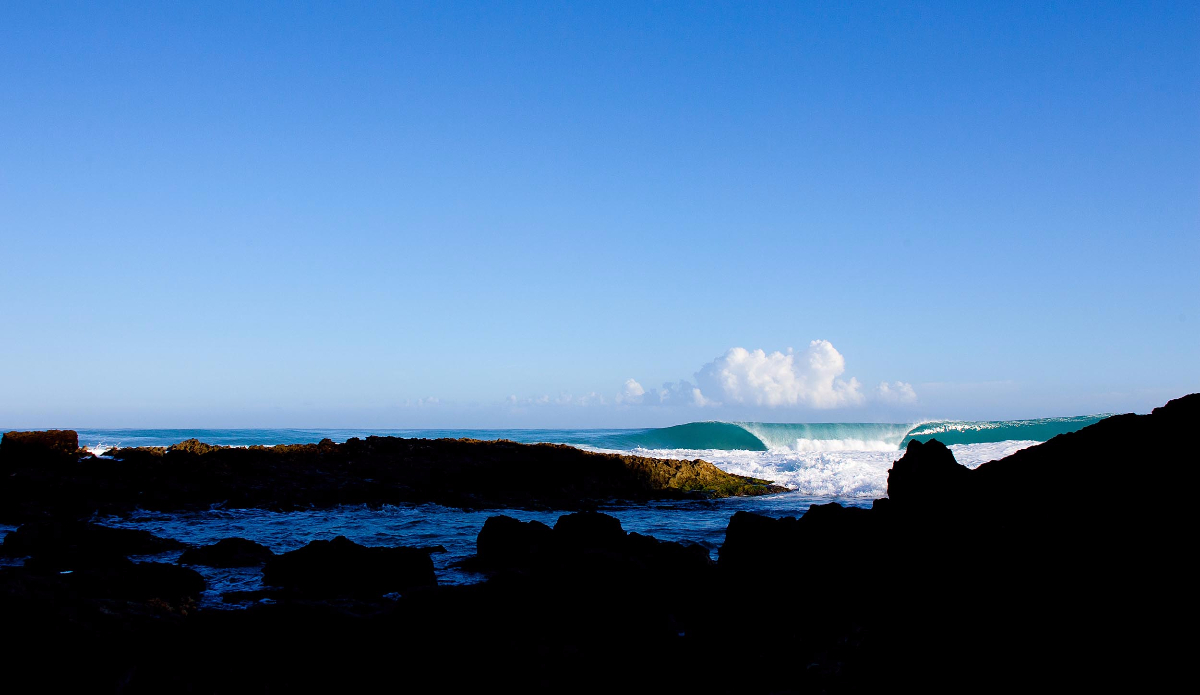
[476, 515, 553, 567]
[1, 521, 185, 570]
[470, 511, 713, 587]
[262, 536, 436, 597]
[67, 560, 206, 602]
[179, 537, 275, 567]
[0, 433, 788, 521]
[1, 430, 79, 466]
[0, 395, 1195, 694]
[886, 438, 973, 507]
[552, 510, 626, 551]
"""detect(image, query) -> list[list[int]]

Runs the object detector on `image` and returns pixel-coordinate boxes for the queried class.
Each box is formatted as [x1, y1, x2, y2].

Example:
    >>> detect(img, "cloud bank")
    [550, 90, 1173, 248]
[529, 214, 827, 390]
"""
[505, 340, 914, 413]
[623, 340, 914, 411]
[694, 342, 865, 408]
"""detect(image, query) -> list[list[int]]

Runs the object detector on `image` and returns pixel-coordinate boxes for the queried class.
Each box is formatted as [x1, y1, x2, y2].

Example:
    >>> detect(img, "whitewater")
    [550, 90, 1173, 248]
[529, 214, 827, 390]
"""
[22, 414, 1105, 605]
[73, 415, 1105, 500]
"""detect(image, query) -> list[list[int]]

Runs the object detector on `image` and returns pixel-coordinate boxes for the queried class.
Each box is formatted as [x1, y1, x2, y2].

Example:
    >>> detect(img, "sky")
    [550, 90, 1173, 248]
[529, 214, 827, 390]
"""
[1, 1, 1197, 428]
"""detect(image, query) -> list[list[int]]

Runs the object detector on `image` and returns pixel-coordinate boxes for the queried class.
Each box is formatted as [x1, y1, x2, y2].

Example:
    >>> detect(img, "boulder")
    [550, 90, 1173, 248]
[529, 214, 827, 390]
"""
[179, 537, 275, 567]
[470, 511, 713, 589]
[262, 536, 436, 597]
[552, 511, 626, 551]
[476, 515, 553, 566]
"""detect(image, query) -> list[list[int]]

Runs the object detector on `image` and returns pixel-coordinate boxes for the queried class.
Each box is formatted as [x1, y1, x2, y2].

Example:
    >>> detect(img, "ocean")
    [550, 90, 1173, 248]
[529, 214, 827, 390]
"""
[8, 415, 1105, 605]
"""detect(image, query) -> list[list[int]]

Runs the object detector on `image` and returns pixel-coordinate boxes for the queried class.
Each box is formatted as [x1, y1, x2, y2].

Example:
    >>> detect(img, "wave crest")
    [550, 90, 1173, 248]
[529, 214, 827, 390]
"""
[611, 415, 1106, 453]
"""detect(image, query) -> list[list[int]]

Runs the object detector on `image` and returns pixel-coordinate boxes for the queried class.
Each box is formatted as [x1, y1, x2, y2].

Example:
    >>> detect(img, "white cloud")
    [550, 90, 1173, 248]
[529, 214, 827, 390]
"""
[620, 340, 913, 411]
[876, 381, 917, 404]
[618, 378, 645, 404]
[693, 341, 865, 409]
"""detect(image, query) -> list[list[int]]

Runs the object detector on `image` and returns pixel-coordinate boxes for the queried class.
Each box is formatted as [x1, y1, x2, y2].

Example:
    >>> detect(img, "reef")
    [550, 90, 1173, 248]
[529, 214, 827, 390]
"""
[0, 435, 785, 521]
[0, 394, 1193, 692]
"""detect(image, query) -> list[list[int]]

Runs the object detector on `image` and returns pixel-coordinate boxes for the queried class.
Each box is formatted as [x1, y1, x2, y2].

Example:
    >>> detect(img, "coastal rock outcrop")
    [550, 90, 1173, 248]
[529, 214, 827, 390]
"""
[0, 395, 1194, 693]
[469, 511, 713, 585]
[885, 438, 973, 506]
[179, 537, 275, 567]
[262, 536, 436, 597]
[0, 435, 788, 521]
[0, 429, 79, 466]
[0, 521, 185, 569]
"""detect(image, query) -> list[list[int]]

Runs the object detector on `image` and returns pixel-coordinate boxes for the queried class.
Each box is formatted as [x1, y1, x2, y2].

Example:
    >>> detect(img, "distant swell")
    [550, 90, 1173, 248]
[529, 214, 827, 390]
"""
[605, 415, 1106, 453]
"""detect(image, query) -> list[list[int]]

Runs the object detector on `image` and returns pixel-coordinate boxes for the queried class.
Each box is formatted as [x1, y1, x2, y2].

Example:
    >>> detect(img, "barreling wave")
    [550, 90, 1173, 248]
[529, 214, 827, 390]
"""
[600, 415, 1107, 454]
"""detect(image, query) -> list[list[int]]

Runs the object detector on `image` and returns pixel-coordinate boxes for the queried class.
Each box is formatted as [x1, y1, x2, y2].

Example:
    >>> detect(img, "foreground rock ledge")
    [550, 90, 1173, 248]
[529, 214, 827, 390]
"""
[0, 435, 787, 520]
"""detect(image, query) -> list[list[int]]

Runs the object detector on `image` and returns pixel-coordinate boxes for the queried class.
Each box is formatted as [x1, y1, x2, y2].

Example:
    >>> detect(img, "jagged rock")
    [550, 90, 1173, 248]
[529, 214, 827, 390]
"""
[262, 536, 436, 597]
[179, 537, 275, 567]
[886, 438, 973, 506]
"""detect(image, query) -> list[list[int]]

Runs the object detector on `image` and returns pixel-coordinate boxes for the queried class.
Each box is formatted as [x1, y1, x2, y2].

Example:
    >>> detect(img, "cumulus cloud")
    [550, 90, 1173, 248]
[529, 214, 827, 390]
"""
[619, 340, 914, 411]
[693, 341, 866, 409]
[876, 381, 917, 404]
[618, 378, 646, 404]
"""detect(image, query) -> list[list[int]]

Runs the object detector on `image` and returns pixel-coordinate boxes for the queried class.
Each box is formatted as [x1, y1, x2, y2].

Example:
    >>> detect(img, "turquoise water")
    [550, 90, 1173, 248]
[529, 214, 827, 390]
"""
[1, 414, 1111, 605]
[58, 415, 1106, 499]
[70, 415, 1106, 452]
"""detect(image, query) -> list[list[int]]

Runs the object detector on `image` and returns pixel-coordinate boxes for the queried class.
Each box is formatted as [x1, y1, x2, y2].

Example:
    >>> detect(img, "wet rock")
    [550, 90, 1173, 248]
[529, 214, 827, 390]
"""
[179, 537, 275, 567]
[262, 536, 436, 597]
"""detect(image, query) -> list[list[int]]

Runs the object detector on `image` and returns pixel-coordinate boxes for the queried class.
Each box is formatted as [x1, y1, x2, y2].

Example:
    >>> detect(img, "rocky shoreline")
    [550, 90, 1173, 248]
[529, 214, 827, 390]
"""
[0, 435, 785, 522]
[0, 394, 1194, 692]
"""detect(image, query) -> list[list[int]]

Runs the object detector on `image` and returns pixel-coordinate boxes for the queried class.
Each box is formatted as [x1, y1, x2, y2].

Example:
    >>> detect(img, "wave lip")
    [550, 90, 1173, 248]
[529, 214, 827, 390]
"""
[618, 415, 1107, 453]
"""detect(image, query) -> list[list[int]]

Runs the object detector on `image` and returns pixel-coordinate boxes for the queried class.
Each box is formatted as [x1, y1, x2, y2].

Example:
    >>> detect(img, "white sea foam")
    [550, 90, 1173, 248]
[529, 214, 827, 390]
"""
[789, 438, 899, 452]
[588, 439, 1041, 498]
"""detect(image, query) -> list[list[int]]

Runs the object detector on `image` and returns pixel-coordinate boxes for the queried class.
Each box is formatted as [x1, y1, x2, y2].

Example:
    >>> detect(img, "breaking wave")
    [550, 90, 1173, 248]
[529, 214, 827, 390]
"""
[599, 415, 1105, 454]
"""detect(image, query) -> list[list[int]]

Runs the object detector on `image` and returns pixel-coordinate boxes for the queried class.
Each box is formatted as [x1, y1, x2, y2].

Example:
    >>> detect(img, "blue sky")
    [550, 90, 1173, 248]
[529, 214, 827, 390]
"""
[1, 1, 1197, 427]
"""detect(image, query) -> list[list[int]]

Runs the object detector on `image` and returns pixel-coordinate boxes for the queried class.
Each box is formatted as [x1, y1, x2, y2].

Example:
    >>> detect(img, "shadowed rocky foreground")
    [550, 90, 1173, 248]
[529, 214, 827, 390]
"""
[0, 395, 1194, 693]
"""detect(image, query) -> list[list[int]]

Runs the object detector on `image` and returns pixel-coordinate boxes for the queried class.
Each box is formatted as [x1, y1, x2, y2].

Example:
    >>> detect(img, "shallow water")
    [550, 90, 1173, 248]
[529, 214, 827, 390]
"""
[6, 423, 1075, 608]
[94, 493, 870, 608]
